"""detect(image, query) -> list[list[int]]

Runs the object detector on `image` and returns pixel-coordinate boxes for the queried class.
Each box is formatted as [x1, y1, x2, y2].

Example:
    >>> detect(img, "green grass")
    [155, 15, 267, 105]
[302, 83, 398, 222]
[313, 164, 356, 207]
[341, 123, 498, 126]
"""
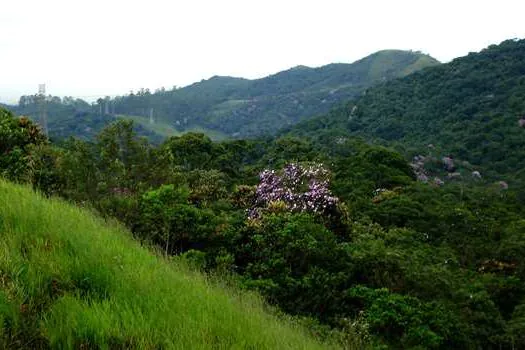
[0, 180, 337, 349]
[400, 55, 440, 76]
[117, 114, 183, 138]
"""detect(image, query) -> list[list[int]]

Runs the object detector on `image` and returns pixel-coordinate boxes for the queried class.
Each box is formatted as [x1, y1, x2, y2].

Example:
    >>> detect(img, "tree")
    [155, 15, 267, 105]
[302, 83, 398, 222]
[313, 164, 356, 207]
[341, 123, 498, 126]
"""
[0, 108, 47, 181]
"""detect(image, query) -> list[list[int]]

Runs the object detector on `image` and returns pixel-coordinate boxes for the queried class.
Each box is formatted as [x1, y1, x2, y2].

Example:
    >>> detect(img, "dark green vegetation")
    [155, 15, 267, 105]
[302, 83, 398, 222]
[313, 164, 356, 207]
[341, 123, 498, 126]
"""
[287, 39, 525, 190]
[5, 50, 438, 141]
[2, 93, 525, 349]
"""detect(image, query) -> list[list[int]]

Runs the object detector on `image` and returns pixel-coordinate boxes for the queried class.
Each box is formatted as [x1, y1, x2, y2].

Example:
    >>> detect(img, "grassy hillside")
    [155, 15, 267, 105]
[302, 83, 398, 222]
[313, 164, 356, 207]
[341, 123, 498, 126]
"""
[0, 180, 337, 349]
[287, 39, 525, 188]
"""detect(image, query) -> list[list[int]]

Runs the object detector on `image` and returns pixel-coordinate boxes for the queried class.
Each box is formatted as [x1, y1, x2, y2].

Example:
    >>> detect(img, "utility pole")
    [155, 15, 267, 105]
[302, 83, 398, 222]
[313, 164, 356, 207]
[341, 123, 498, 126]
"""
[96, 98, 103, 116]
[38, 84, 48, 136]
[104, 96, 110, 115]
[149, 107, 154, 124]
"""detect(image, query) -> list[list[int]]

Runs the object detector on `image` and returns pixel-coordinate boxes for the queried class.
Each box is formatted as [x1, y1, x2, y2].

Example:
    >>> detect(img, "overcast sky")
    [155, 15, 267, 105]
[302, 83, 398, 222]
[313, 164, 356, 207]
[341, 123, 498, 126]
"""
[0, 0, 523, 104]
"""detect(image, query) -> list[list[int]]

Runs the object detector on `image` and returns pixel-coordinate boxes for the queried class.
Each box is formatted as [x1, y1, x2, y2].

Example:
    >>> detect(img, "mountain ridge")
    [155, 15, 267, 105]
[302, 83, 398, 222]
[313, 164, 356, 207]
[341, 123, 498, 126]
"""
[105, 49, 439, 138]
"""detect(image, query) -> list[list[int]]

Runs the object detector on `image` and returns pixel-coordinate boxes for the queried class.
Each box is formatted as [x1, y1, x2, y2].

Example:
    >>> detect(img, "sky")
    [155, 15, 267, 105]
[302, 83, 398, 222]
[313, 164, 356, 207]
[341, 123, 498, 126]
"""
[0, 0, 524, 104]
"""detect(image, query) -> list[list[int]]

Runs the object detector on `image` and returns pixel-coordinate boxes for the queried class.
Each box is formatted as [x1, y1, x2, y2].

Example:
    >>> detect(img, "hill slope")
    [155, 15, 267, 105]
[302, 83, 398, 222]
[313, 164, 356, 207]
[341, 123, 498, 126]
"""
[111, 50, 438, 138]
[0, 180, 335, 349]
[287, 39, 525, 187]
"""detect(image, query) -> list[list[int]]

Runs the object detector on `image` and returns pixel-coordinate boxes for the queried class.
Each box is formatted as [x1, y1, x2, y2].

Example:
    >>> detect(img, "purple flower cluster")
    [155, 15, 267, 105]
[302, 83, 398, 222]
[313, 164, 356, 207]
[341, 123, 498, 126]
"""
[249, 163, 339, 219]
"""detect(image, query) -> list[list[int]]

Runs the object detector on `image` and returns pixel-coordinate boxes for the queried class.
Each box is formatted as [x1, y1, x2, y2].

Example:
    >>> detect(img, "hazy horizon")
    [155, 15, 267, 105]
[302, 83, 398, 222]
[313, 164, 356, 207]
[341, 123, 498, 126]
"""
[1, 0, 524, 104]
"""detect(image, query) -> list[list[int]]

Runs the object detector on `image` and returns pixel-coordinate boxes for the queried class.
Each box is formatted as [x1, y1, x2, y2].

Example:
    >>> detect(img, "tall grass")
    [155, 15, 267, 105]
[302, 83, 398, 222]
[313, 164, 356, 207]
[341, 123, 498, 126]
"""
[0, 180, 337, 349]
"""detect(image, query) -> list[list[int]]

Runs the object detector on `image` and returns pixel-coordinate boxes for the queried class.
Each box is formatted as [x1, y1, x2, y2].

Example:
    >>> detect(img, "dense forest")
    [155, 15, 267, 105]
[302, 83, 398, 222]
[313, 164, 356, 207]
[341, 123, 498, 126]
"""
[5, 50, 438, 141]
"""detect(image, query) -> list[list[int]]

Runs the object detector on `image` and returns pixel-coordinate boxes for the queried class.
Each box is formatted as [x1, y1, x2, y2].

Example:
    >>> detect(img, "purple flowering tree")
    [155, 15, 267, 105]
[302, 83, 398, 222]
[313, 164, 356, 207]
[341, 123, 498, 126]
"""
[249, 163, 339, 219]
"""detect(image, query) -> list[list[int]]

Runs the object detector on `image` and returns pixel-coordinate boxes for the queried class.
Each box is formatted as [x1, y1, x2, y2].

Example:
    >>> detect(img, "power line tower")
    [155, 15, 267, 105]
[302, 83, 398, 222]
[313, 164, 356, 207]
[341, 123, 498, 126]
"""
[149, 107, 154, 124]
[104, 96, 110, 114]
[38, 84, 48, 136]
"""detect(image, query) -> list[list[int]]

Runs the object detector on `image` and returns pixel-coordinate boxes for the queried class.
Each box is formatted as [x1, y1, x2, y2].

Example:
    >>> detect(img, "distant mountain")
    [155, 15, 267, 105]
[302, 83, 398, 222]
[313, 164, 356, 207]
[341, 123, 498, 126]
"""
[4, 50, 437, 141]
[107, 50, 438, 138]
[286, 39, 525, 188]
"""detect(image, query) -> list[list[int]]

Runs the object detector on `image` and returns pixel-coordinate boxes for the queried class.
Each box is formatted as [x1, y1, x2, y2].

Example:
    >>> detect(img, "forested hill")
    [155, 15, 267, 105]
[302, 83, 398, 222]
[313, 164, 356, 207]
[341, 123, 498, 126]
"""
[287, 39, 525, 187]
[110, 50, 438, 137]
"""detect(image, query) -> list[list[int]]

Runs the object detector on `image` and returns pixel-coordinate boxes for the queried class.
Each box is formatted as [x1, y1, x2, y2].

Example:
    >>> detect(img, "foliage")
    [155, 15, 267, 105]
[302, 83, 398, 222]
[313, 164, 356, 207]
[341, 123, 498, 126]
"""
[348, 286, 461, 348]
[136, 184, 221, 255]
[0, 109, 47, 181]
[232, 212, 353, 319]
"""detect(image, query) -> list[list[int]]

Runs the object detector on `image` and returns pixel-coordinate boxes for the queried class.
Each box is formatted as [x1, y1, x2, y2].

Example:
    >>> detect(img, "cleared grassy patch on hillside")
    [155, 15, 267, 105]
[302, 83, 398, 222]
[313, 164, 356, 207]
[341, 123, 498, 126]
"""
[117, 114, 183, 138]
[118, 115, 229, 141]
[0, 180, 336, 349]
[185, 126, 229, 141]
